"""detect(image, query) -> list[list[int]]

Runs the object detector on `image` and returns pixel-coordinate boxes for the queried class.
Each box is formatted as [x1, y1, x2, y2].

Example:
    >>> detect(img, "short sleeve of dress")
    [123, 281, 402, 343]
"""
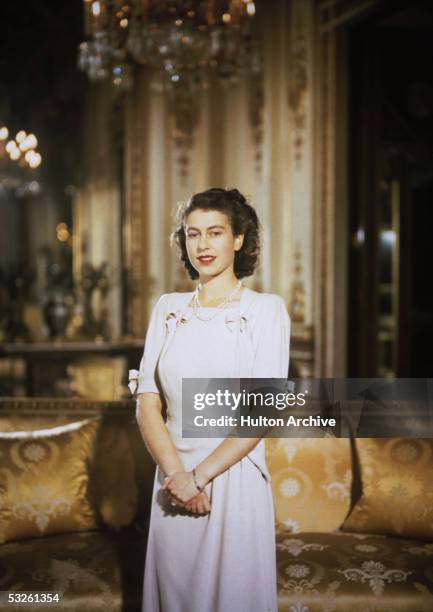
[135, 294, 168, 395]
[251, 294, 291, 379]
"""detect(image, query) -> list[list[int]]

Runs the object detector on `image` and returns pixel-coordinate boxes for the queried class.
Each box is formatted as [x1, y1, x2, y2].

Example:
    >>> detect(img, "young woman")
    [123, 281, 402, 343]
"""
[129, 187, 291, 612]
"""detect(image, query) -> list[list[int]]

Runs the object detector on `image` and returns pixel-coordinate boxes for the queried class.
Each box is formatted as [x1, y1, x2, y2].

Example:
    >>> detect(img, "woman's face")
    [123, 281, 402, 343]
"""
[185, 208, 244, 280]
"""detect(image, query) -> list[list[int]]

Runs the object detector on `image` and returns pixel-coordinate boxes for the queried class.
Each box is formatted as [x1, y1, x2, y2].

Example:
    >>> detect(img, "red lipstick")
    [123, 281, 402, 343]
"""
[198, 256, 216, 265]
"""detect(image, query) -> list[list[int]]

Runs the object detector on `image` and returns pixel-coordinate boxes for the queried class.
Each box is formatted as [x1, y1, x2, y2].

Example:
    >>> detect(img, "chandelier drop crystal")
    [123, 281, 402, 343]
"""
[78, 0, 259, 91]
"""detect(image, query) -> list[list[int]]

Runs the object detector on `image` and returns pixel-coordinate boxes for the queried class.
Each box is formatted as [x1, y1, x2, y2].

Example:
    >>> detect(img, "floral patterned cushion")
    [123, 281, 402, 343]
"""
[276, 527, 433, 612]
[342, 438, 433, 541]
[266, 438, 352, 533]
[0, 413, 141, 533]
[0, 419, 100, 544]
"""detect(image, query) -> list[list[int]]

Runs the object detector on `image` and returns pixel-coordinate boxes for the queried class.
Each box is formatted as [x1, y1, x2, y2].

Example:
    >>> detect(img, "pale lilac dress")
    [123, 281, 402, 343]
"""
[133, 287, 290, 612]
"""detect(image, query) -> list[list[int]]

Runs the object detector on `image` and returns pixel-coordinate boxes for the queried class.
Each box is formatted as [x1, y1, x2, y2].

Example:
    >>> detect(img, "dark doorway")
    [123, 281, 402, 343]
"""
[347, 3, 433, 376]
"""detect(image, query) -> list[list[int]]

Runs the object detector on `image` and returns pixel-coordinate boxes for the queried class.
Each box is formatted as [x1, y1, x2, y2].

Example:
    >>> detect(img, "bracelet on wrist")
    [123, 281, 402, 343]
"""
[192, 468, 205, 493]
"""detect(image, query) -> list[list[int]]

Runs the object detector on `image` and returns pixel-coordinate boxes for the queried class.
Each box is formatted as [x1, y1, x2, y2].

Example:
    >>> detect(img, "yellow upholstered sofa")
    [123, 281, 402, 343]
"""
[1, 398, 433, 612]
[267, 434, 433, 612]
[0, 398, 151, 612]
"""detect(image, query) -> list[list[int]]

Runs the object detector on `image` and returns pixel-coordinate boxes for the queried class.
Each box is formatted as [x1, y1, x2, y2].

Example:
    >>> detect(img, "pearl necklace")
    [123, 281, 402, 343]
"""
[192, 280, 242, 322]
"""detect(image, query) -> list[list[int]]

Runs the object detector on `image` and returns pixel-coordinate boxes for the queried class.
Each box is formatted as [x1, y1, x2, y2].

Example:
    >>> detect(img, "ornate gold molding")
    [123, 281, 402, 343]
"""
[168, 86, 200, 185]
[288, 0, 308, 168]
[289, 244, 314, 377]
[124, 73, 148, 338]
[289, 243, 306, 325]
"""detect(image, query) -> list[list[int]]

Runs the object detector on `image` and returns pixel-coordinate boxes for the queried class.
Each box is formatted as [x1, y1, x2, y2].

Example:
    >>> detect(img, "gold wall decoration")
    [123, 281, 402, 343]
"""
[72, 84, 123, 340]
[249, 72, 265, 176]
[124, 74, 148, 337]
[289, 244, 306, 324]
[288, 0, 308, 168]
[288, 243, 314, 377]
[248, 28, 265, 177]
[168, 86, 200, 185]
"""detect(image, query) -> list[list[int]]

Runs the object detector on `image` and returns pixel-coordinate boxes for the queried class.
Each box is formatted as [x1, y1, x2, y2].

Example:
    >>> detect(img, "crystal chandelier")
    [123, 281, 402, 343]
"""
[0, 126, 42, 196]
[78, 0, 259, 91]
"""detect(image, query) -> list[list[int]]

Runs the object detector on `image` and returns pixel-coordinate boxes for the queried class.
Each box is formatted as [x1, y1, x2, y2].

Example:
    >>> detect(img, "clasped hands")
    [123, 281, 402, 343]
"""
[162, 470, 211, 515]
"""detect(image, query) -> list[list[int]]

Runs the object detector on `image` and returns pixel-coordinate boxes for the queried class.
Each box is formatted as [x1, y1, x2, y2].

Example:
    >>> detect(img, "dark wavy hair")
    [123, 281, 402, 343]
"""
[171, 187, 261, 280]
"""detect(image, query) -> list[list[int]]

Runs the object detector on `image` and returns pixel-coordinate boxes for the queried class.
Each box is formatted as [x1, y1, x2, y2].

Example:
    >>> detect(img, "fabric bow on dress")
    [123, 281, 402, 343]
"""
[128, 309, 249, 396]
[166, 311, 189, 332]
[225, 314, 248, 333]
[129, 311, 189, 396]
[128, 369, 139, 395]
